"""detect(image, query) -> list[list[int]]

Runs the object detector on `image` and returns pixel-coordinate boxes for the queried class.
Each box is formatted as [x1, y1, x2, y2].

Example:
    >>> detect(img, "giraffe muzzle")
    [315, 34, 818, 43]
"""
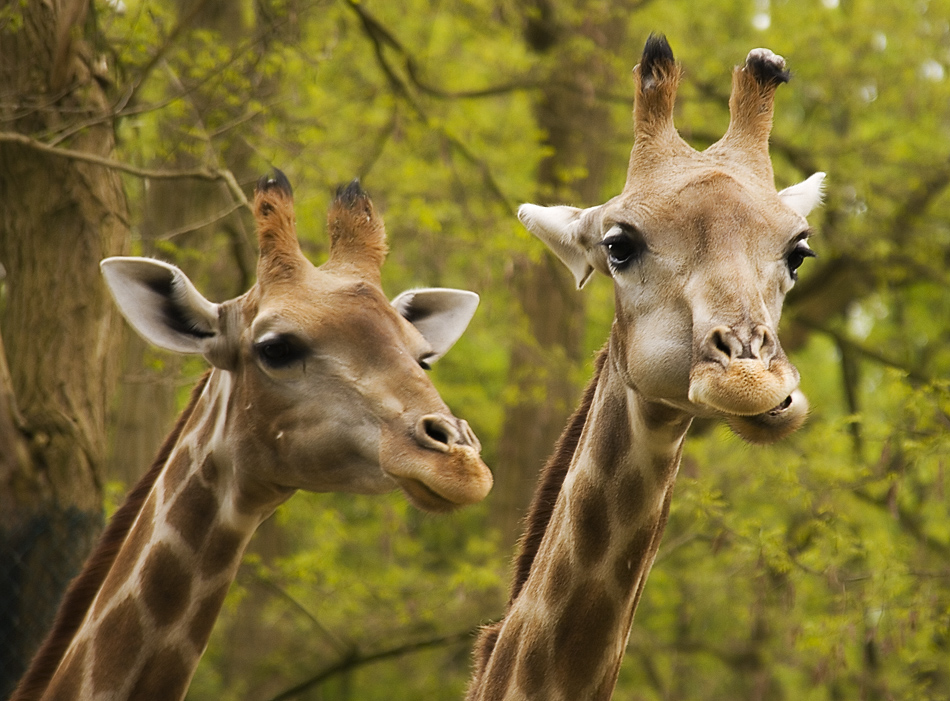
[380, 414, 492, 512]
[688, 324, 800, 417]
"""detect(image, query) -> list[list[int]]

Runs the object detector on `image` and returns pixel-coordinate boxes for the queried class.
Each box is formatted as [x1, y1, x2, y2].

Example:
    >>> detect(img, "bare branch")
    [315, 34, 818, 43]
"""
[0, 131, 249, 208]
[264, 629, 476, 701]
[343, 0, 516, 213]
[344, 0, 539, 100]
[796, 318, 934, 386]
[156, 202, 245, 241]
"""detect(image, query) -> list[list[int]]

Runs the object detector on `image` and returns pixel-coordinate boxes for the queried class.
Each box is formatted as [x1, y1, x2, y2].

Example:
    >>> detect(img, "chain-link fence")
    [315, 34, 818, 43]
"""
[0, 509, 101, 699]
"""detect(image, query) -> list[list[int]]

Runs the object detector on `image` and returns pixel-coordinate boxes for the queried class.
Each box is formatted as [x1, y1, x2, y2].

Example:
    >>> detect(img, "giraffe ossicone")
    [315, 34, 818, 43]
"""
[14, 172, 492, 701]
[469, 34, 825, 700]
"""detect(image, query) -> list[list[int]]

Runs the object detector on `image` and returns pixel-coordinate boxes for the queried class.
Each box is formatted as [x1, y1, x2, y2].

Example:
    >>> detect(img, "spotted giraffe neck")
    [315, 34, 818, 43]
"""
[18, 370, 283, 701]
[469, 346, 692, 700]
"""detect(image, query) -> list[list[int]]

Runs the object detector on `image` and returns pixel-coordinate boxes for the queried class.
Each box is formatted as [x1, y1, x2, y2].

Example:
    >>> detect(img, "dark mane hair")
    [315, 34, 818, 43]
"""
[11, 372, 211, 701]
[508, 345, 608, 604]
[468, 348, 608, 692]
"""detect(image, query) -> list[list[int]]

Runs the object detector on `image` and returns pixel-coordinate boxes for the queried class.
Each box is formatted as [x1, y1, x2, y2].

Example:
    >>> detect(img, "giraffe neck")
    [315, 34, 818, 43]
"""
[472, 350, 691, 701]
[35, 370, 286, 701]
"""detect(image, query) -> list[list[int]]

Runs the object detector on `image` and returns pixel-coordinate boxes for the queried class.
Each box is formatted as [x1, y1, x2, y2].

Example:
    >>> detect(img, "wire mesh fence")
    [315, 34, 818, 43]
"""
[0, 509, 101, 699]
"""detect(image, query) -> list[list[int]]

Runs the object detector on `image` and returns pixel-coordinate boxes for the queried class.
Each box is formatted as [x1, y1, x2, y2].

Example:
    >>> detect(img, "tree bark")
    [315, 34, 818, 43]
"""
[0, 1, 129, 694]
[491, 1, 624, 542]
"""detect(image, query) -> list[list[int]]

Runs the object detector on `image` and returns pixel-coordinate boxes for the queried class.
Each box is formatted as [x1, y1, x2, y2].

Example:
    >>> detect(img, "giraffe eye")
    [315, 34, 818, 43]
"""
[601, 225, 646, 271]
[255, 334, 307, 369]
[786, 242, 816, 280]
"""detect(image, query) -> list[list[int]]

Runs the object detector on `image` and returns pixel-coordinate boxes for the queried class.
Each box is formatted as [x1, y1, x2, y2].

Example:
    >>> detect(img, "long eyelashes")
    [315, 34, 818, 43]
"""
[786, 241, 816, 280]
[601, 225, 647, 271]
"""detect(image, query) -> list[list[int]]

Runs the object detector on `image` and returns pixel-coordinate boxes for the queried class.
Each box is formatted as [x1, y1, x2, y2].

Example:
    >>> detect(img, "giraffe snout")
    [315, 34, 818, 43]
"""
[700, 324, 778, 368]
[688, 322, 799, 417]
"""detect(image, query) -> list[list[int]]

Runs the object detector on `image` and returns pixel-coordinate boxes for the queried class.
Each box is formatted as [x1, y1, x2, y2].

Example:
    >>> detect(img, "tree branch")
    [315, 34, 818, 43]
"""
[344, 0, 540, 100]
[796, 318, 934, 386]
[264, 629, 476, 701]
[343, 0, 515, 213]
[0, 131, 249, 208]
[851, 487, 950, 559]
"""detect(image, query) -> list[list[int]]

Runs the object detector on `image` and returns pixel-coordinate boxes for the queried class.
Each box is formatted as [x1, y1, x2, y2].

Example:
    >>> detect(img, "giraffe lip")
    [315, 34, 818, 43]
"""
[688, 358, 800, 417]
[762, 394, 793, 416]
[393, 476, 459, 513]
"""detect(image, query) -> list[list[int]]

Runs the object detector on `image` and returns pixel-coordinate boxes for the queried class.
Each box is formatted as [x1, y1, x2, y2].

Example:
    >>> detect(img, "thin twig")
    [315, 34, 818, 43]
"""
[0, 131, 249, 208]
[265, 629, 477, 701]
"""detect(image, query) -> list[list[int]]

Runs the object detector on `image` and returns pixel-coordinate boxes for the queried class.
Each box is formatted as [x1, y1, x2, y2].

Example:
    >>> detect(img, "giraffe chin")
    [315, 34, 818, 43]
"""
[392, 476, 466, 513]
[725, 389, 809, 444]
[389, 452, 493, 513]
[687, 360, 807, 443]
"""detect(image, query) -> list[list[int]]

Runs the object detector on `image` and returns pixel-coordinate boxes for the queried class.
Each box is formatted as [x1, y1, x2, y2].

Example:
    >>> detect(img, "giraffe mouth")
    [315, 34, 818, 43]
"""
[688, 357, 800, 417]
[725, 388, 809, 444]
[764, 394, 793, 415]
[392, 476, 461, 513]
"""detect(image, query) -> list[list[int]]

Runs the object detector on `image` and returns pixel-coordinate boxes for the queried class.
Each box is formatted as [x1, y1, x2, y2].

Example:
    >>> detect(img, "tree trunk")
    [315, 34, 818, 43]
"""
[491, 1, 624, 542]
[0, 1, 129, 694]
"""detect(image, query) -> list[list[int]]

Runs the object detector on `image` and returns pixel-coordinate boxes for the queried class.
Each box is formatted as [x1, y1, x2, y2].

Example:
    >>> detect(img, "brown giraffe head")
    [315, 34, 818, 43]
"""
[519, 35, 825, 443]
[101, 172, 492, 511]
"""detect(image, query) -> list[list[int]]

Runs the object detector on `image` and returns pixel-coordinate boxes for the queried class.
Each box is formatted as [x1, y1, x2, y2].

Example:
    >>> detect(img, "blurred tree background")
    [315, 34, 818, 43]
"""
[2, 0, 950, 699]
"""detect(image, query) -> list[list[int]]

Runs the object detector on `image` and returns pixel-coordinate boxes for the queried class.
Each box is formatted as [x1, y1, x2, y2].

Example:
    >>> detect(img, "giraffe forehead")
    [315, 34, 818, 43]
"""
[244, 272, 401, 342]
[611, 169, 800, 252]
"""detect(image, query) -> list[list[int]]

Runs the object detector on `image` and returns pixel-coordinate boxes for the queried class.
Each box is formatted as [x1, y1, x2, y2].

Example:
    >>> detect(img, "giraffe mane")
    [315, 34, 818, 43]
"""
[468, 347, 608, 690]
[10, 372, 212, 701]
[508, 345, 608, 604]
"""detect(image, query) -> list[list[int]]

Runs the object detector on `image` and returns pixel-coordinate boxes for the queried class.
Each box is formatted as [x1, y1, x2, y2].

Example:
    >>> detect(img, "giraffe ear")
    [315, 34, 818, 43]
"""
[518, 203, 596, 289]
[778, 172, 826, 217]
[391, 288, 479, 363]
[101, 257, 221, 355]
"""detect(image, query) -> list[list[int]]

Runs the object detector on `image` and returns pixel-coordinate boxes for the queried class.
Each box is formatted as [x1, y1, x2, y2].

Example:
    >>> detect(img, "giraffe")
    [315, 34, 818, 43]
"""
[12, 171, 493, 701]
[467, 35, 825, 701]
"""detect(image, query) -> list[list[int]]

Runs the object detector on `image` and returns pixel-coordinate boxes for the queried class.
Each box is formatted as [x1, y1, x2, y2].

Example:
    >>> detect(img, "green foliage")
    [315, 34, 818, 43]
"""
[82, 0, 950, 697]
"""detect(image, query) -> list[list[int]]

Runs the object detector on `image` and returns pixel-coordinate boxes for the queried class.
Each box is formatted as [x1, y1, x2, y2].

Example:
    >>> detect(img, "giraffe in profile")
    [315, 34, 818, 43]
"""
[13, 172, 493, 701]
[468, 35, 825, 700]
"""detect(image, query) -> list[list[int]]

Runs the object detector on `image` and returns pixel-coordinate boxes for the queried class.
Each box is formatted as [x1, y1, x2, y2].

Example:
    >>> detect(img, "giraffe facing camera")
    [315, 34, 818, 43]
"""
[13, 172, 492, 701]
[469, 34, 825, 701]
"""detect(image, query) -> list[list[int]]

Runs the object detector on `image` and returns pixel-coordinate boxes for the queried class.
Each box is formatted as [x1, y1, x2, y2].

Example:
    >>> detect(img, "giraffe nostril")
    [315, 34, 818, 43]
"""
[712, 330, 732, 358]
[416, 415, 460, 453]
[426, 421, 449, 446]
[703, 326, 738, 366]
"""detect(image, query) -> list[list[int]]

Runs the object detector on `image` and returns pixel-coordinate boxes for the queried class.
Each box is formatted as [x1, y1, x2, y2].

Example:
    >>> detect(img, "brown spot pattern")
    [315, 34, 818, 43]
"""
[654, 441, 684, 483]
[141, 543, 191, 628]
[167, 475, 217, 551]
[573, 482, 611, 567]
[199, 453, 218, 484]
[640, 398, 682, 431]
[188, 583, 231, 649]
[543, 551, 573, 611]
[615, 469, 646, 525]
[590, 391, 631, 479]
[516, 635, 551, 697]
[614, 525, 655, 590]
[192, 403, 217, 451]
[92, 597, 144, 693]
[127, 646, 190, 700]
[94, 495, 156, 617]
[200, 526, 243, 579]
[553, 583, 618, 699]
[479, 618, 522, 700]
